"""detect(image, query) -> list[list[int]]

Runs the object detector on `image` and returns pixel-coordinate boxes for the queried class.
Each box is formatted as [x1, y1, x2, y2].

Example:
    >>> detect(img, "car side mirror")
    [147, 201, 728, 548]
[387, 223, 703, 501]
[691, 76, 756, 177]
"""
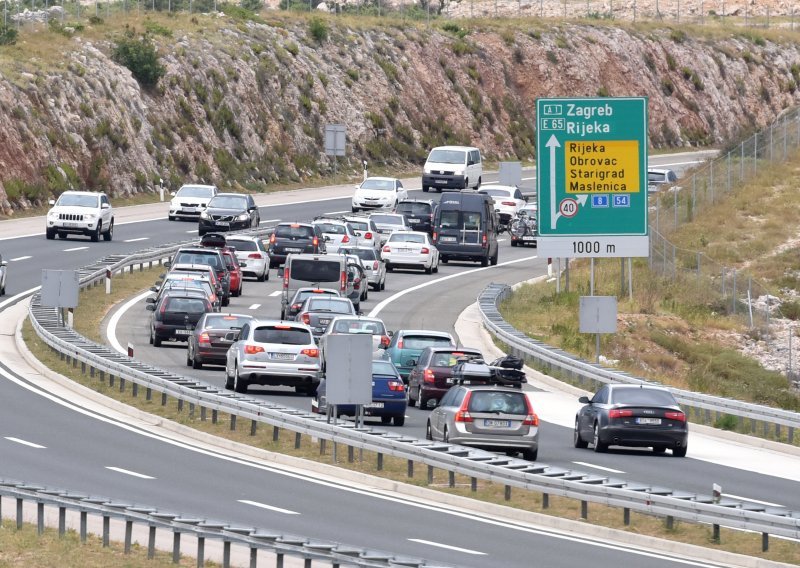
[145, 304, 156, 311]
[163, 261, 171, 268]
[150, 286, 158, 292]
[578, 396, 590, 404]
[170, 191, 176, 197]
[408, 359, 418, 367]
[347, 272, 354, 282]
[145, 297, 156, 304]
[101, 203, 110, 209]
[387, 330, 394, 337]
[224, 331, 239, 341]
[354, 184, 360, 189]
[324, 236, 331, 242]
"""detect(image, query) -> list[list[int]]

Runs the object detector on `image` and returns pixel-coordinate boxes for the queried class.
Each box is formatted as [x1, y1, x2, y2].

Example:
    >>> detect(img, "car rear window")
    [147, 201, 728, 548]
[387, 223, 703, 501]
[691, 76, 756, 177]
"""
[316, 223, 346, 234]
[372, 360, 397, 375]
[253, 326, 311, 345]
[203, 315, 251, 329]
[480, 189, 512, 198]
[402, 335, 452, 349]
[290, 259, 342, 283]
[227, 239, 257, 251]
[306, 298, 353, 313]
[296, 289, 338, 302]
[397, 203, 432, 215]
[343, 248, 376, 261]
[468, 391, 528, 415]
[371, 214, 404, 225]
[331, 319, 386, 334]
[275, 225, 314, 239]
[165, 297, 208, 313]
[347, 221, 369, 232]
[431, 351, 480, 367]
[610, 388, 677, 406]
[389, 233, 425, 244]
[174, 252, 223, 270]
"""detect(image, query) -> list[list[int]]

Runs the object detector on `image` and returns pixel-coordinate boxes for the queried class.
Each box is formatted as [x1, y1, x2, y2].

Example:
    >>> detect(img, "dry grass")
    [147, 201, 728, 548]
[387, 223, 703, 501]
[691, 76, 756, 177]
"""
[17, 265, 800, 563]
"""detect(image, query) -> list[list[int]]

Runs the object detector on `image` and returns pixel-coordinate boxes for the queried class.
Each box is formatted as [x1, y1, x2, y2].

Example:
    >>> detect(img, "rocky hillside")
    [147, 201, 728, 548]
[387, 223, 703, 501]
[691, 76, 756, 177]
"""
[1, 12, 799, 212]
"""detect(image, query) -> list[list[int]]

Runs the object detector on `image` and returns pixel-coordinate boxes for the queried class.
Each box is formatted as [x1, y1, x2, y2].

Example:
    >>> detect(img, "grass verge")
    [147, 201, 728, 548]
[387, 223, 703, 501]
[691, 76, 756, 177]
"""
[17, 266, 800, 564]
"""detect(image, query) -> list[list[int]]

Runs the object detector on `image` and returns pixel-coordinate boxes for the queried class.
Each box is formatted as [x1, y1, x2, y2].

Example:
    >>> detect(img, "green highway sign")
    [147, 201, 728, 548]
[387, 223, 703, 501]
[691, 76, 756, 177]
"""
[536, 97, 649, 258]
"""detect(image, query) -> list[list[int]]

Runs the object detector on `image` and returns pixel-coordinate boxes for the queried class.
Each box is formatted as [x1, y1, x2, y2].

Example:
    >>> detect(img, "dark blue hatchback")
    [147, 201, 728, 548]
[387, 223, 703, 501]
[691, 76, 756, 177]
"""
[312, 360, 408, 426]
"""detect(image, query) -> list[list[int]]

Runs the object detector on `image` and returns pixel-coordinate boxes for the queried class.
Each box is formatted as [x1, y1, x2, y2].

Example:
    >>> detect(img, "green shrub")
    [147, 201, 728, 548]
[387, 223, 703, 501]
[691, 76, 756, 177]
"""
[309, 17, 328, 43]
[88, 15, 104, 25]
[240, 0, 264, 11]
[0, 25, 16, 45]
[112, 36, 165, 88]
[781, 300, 800, 320]
[346, 68, 359, 81]
[714, 414, 738, 431]
[144, 21, 172, 37]
[670, 29, 687, 43]
[285, 41, 299, 56]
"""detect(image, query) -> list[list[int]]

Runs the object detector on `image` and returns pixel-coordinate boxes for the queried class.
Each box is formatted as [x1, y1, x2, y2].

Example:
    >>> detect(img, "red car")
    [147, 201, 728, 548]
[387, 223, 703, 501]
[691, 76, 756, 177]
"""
[221, 249, 243, 297]
[407, 346, 483, 409]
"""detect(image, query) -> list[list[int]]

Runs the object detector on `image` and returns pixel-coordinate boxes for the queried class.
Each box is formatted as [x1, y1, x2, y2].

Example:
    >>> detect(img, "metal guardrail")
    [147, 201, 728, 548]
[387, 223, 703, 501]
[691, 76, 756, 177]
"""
[478, 283, 800, 443]
[0, 480, 447, 568]
[22, 238, 800, 551]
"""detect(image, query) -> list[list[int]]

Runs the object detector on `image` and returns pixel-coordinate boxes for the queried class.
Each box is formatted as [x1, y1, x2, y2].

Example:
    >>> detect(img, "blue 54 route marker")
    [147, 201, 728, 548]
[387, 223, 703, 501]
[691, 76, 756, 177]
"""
[536, 97, 649, 258]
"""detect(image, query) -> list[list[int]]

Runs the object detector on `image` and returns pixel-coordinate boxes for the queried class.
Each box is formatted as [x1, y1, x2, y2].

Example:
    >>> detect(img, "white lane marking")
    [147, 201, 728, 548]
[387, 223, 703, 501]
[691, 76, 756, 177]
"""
[248, 304, 261, 310]
[9, 256, 32, 262]
[498, 238, 507, 242]
[260, 218, 280, 225]
[572, 461, 625, 474]
[407, 539, 486, 555]
[368, 254, 538, 318]
[186, 229, 198, 234]
[324, 210, 349, 215]
[269, 291, 282, 297]
[724, 493, 782, 508]
[238, 500, 300, 515]
[106, 466, 155, 479]
[108, 290, 153, 354]
[5, 437, 46, 449]
[123, 237, 149, 243]
[63, 246, 89, 252]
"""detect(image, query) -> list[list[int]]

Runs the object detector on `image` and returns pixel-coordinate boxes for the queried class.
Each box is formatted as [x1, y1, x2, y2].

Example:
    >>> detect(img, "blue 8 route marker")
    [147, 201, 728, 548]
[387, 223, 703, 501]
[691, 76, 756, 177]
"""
[536, 97, 649, 258]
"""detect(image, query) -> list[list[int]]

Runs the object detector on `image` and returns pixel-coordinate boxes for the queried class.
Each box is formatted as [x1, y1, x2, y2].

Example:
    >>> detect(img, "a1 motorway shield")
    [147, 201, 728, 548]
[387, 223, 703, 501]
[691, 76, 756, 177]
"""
[536, 97, 648, 258]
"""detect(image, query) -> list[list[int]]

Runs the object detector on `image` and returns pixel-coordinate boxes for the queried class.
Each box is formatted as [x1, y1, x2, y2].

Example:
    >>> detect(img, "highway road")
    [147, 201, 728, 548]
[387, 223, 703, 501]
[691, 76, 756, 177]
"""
[0, 152, 771, 567]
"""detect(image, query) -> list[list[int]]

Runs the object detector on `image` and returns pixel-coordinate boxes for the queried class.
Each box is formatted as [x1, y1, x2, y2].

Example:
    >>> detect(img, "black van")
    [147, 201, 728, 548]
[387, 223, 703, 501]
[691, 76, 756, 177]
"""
[432, 191, 499, 266]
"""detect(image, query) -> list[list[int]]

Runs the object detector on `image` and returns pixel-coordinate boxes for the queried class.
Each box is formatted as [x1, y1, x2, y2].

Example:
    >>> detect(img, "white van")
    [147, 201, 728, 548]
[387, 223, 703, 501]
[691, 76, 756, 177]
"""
[422, 146, 482, 192]
[280, 254, 348, 320]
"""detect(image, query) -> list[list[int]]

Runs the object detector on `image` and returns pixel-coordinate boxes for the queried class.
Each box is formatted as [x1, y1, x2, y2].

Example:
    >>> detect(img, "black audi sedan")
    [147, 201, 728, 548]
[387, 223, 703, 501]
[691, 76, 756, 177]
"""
[573, 384, 688, 457]
[198, 193, 260, 236]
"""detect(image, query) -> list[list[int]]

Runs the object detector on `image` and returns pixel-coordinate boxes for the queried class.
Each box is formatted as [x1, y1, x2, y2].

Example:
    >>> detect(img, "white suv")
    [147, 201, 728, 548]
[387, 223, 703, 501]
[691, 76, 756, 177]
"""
[312, 218, 360, 254]
[46, 191, 114, 241]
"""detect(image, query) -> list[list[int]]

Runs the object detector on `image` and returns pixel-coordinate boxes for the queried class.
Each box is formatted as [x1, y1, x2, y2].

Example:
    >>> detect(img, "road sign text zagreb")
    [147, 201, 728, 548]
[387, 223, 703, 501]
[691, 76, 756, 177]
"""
[536, 97, 649, 258]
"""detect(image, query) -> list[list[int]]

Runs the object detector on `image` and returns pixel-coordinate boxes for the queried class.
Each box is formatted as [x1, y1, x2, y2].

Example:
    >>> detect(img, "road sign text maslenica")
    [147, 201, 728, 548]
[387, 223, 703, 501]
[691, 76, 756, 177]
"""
[536, 98, 649, 258]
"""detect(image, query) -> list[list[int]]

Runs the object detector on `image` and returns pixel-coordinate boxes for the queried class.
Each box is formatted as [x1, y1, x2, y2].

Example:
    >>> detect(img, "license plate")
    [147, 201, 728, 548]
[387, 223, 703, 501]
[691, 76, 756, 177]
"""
[286, 248, 302, 253]
[63, 222, 80, 227]
[440, 236, 456, 243]
[175, 329, 191, 336]
[318, 318, 331, 325]
[271, 352, 294, 360]
[364, 402, 384, 409]
[408, 218, 419, 223]
[215, 221, 230, 227]
[636, 417, 662, 425]
[436, 179, 447, 184]
[484, 419, 511, 428]
[182, 207, 196, 212]
[522, 236, 535, 241]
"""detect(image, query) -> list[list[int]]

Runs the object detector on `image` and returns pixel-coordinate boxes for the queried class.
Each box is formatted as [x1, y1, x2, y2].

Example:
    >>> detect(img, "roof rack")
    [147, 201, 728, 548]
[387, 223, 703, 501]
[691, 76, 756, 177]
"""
[450, 354, 527, 388]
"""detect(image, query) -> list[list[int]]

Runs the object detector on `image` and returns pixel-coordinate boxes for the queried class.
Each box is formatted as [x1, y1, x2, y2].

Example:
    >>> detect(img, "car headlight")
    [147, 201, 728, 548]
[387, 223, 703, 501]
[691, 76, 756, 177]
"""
[85, 213, 97, 220]
[424, 167, 431, 174]
[237, 213, 249, 221]
[47, 210, 56, 219]
[200, 211, 209, 219]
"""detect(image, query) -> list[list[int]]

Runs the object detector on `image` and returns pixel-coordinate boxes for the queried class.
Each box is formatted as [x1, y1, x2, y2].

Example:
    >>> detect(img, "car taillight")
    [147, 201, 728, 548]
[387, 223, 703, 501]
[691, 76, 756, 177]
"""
[380, 335, 391, 348]
[365, 232, 373, 239]
[423, 369, 435, 384]
[291, 303, 301, 311]
[313, 236, 319, 247]
[397, 340, 403, 349]
[388, 380, 405, 392]
[665, 411, 686, 422]
[248, 253, 263, 259]
[342, 235, 350, 243]
[301, 313, 310, 325]
[432, 232, 437, 241]
[382, 245, 390, 253]
[244, 344, 264, 354]
[522, 413, 539, 426]
[421, 247, 430, 254]
[198, 332, 211, 345]
[269, 234, 276, 244]
[373, 261, 379, 270]
[159, 302, 167, 316]
[455, 392, 473, 422]
[481, 234, 487, 248]
[283, 269, 289, 288]
[502, 201, 516, 206]
[609, 409, 634, 419]
[301, 348, 319, 358]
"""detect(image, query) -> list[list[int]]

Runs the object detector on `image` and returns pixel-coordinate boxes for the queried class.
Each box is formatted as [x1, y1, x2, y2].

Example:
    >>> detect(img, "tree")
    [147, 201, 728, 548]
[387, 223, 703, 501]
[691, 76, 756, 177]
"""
[112, 36, 165, 88]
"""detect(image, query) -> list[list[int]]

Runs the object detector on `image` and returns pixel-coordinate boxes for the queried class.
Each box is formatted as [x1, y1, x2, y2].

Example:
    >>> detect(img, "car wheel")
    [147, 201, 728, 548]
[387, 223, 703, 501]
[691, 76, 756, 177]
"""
[224, 367, 234, 390]
[419, 395, 430, 409]
[149, 327, 154, 345]
[386, 263, 393, 272]
[480, 256, 489, 267]
[381, 416, 392, 425]
[443, 427, 450, 443]
[408, 389, 417, 407]
[425, 421, 433, 440]
[46, 229, 55, 240]
[573, 420, 588, 448]
[432, 260, 439, 274]
[233, 366, 248, 393]
[186, 351, 192, 367]
[475, 176, 482, 189]
[256, 269, 266, 282]
[222, 296, 230, 307]
[422, 186, 429, 193]
[463, 178, 469, 190]
[380, 276, 386, 291]
[152, 331, 162, 348]
[103, 220, 114, 241]
[90, 224, 100, 242]
[192, 354, 203, 370]
[592, 423, 607, 453]
[652, 445, 666, 454]
[168, 215, 175, 221]
[490, 252, 498, 266]
[393, 415, 405, 426]
[198, 229, 206, 237]
[511, 240, 518, 247]
[522, 448, 538, 461]
[673, 442, 688, 457]
[440, 256, 448, 264]
[424, 264, 432, 274]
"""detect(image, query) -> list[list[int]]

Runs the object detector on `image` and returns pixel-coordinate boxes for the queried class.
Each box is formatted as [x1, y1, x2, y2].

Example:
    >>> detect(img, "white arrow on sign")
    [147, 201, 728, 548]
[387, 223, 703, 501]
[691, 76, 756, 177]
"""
[547, 134, 588, 230]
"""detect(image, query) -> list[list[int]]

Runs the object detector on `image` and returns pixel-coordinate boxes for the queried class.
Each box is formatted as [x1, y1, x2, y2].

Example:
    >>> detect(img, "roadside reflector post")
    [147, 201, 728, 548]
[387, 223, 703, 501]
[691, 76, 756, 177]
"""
[127, 342, 134, 358]
[105, 269, 112, 294]
[67, 308, 74, 329]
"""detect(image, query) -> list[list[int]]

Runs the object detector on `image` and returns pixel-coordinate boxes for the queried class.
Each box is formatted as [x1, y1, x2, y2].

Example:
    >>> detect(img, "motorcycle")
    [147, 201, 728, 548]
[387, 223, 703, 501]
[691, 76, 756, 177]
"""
[509, 210, 537, 247]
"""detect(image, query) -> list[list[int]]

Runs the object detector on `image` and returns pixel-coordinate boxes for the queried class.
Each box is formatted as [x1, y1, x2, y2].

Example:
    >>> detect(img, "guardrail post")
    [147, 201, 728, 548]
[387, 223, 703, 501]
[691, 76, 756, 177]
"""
[230, 415, 236, 431]
[377, 453, 383, 470]
[294, 432, 301, 449]
[148, 526, 156, 559]
[347, 446, 354, 463]
[162, 392, 168, 406]
[789, 427, 795, 444]
[580, 500, 587, 519]
[59, 506, 66, 537]
[762, 532, 769, 552]
[665, 516, 674, 530]
[427, 465, 434, 484]
[200, 406, 206, 421]
[249, 547, 258, 568]
[776, 423, 781, 441]
[712, 524, 720, 543]
[407, 460, 414, 478]
[173, 531, 181, 564]
[16, 498, 22, 529]
[81, 361, 86, 374]
[223, 540, 231, 566]
[448, 471, 455, 488]
[542, 493, 549, 509]
[320, 439, 326, 455]
[197, 536, 205, 566]
[80, 511, 87, 542]
[505, 486, 511, 501]
[132, 382, 138, 398]
[90, 366, 95, 378]
[471, 478, 477, 492]
[623, 508, 630, 525]
[120, 377, 126, 393]
[189, 403, 195, 418]
[177, 399, 184, 413]
[276, 552, 284, 567]
[272, 425, 280, 441]
[146, 387, 152, 401]
[125, 520, 133, 554]
[103, 515, 110, 547]
[37, 502, 44, 535]
[212, 410, 218, 424]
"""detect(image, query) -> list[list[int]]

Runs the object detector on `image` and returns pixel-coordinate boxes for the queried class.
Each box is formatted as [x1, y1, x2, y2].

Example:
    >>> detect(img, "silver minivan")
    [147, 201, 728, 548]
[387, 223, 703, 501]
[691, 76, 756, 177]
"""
[422, 146, 482, 192]
[280, 253, 348, 320]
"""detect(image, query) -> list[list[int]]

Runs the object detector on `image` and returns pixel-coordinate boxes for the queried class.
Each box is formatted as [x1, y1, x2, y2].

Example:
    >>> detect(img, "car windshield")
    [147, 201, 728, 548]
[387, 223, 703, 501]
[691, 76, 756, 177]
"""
[480, 189, 513, 198]
[203, 314, 251, 330]
[253, 326, 311, 345]
[208, 195, 247, 209]
[371, 214, 405, 225]
[468, 391, 528, 415]
[401, 335, 452, 349]
[275, 225, 314, 238]
[388, 233, 425, 244]
[56, 194, 99, 208]
[610, 388, 678, 406]
[397, 203, 431, 215]
[360, 179, 395, 191]
[177, 186, 214, 198]
[428, 149, 466, 164]
[227, 239, 257, 251]
[372, 360, 397, 375]
[315, 223, 346, 235]
[332, 319, 386, 334]
[439, 210, 481, 230]
[306, 298, 353, 313]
